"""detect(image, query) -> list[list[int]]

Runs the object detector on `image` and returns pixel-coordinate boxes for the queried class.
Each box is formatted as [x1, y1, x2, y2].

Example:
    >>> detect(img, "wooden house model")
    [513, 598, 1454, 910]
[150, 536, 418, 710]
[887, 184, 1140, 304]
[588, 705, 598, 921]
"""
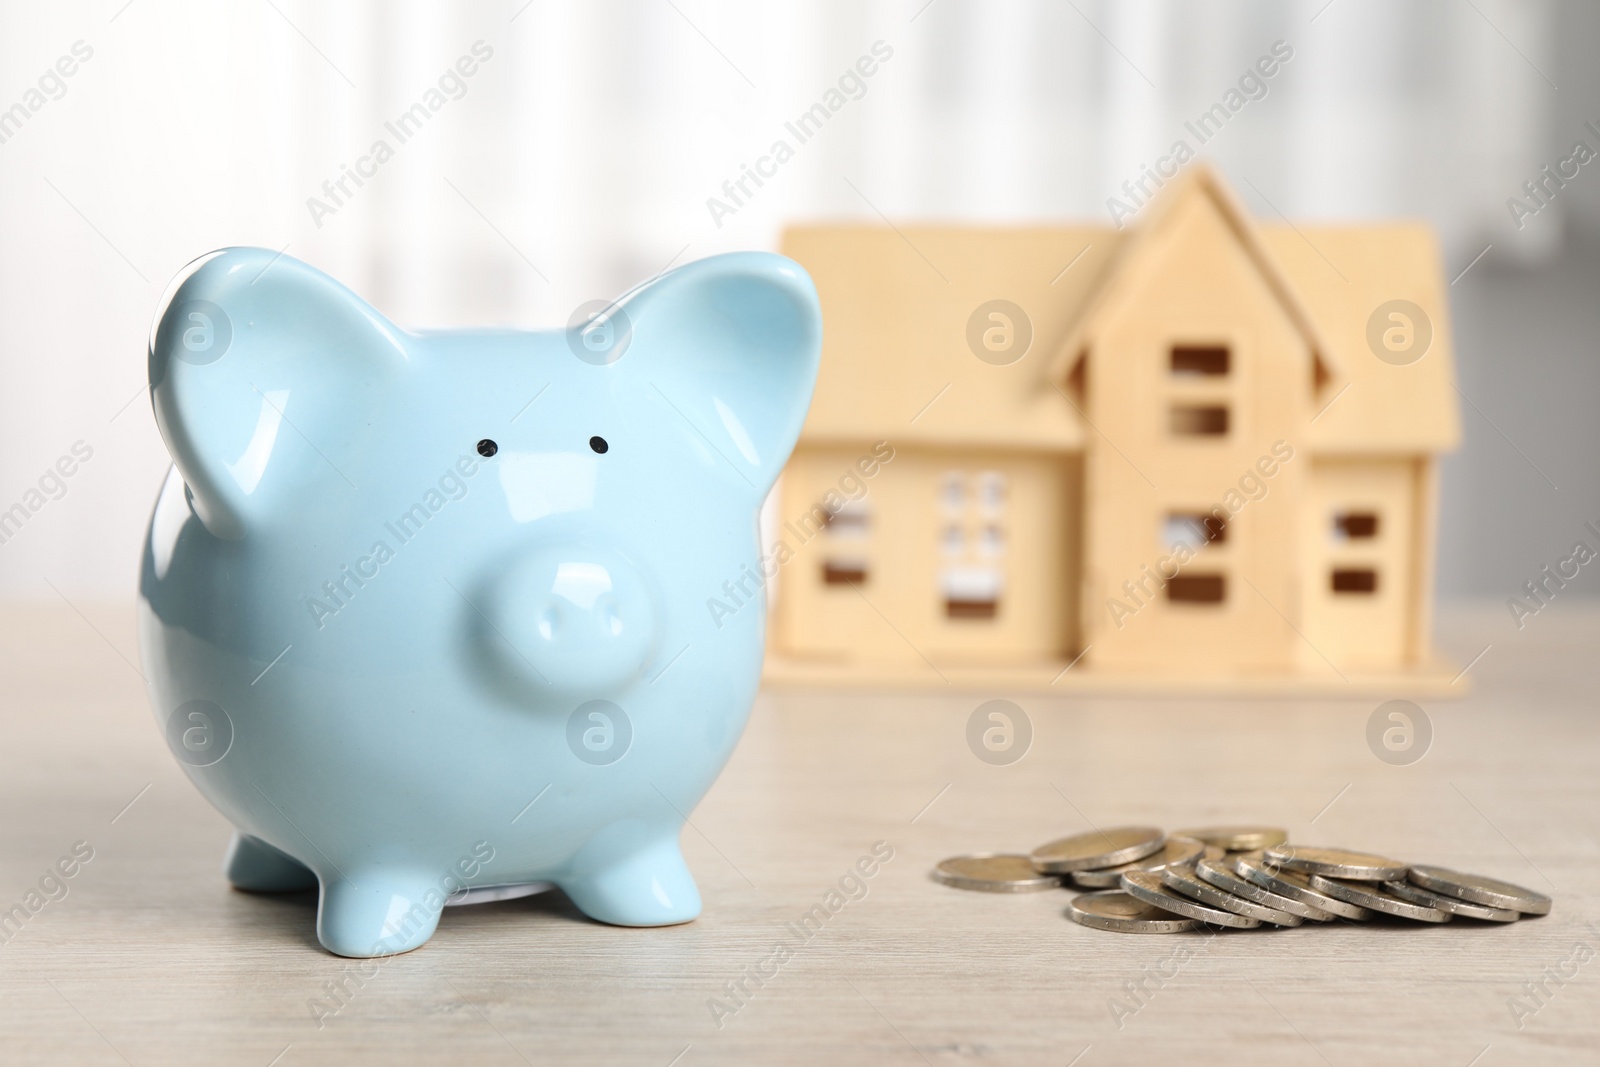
[764, 165, 1461, 692]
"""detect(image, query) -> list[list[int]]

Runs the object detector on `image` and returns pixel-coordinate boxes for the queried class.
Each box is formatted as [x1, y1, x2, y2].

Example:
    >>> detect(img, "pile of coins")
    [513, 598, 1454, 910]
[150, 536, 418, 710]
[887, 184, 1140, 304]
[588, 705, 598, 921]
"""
[933, 825, 1552, 933]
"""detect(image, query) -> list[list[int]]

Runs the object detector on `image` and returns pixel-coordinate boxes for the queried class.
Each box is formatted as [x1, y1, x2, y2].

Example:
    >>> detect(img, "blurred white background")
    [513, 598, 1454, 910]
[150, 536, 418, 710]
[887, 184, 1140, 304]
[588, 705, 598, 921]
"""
[0, 0, 1595, 606]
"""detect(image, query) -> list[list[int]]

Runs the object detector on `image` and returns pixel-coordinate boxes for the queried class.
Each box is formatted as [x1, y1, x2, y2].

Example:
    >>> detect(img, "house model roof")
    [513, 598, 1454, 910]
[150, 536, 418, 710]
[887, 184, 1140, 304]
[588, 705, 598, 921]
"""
[782, 165, 1460, 455]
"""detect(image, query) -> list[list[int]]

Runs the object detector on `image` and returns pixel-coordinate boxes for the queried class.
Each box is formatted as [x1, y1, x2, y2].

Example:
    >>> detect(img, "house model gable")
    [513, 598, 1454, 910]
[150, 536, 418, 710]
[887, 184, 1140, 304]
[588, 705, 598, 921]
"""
[1049, 165, 1345, 413]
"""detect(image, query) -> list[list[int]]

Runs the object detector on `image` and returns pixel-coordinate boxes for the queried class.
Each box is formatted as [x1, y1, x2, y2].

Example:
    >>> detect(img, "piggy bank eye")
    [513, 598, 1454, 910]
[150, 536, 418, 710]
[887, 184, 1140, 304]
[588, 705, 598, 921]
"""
[589, 436, 608, 455]
[476, 439, 498, 458]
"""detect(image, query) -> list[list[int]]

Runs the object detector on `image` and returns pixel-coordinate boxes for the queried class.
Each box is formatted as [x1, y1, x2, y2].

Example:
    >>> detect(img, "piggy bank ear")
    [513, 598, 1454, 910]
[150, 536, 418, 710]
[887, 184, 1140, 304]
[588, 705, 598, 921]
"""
[148, 248, 410, 539]
[615, 252, 821, 496]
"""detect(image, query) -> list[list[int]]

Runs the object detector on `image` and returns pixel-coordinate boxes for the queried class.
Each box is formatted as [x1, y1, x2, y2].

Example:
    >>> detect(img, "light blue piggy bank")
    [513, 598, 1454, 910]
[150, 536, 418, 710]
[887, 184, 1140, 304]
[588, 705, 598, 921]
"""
[138, 247, 820, 957]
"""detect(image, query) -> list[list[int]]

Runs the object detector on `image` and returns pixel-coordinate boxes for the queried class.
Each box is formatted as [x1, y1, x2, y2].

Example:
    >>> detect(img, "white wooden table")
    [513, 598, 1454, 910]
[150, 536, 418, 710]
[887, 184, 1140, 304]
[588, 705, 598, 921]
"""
[0, 601, 1595, 1065]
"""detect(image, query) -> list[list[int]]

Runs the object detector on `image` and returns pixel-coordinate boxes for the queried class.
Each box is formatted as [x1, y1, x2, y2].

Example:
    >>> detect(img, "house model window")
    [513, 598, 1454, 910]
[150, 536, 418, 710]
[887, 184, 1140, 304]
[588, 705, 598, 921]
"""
[1331, 568, 1378, 594]
[1171, 345, 1230, 376]
[1170, 403, 1229, 436]
[1333, 511, 1379, 540]
[820, 499, 870, 586]
[1163, 512, 1226, 552]
[1169, 343, 1231, 438]
[1164, 505, 1227, 603]
[1328, 508, 1381, 594]
[1167, 573, 1226, 603]
[939, 470, 1007, 619]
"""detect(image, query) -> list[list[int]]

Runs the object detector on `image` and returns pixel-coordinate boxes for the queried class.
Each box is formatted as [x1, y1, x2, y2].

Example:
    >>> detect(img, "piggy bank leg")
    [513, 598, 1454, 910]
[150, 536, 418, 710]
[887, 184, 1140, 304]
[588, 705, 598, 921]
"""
[224, 832, 317, 892]
[316, 874, 443, 958]
[560, 826, 702, 927]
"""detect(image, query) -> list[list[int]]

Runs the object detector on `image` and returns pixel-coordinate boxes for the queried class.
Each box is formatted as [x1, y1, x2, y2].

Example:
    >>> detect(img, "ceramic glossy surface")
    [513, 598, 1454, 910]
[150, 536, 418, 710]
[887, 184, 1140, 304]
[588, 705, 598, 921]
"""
[138, 247, 821, 957]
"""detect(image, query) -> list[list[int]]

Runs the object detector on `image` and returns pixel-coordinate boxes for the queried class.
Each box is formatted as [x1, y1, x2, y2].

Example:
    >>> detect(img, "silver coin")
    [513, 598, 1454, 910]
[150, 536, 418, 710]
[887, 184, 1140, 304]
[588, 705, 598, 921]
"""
[1071, 865, 1133, 888]
[1032, 826, 1165, 873]
[1197, 857, 1332, 921]
[1234, 854, 1373, 921]
[1162, 864, 1302, 927]
[1263, 844, 1408, 881]
[1067, 890, 1200, 934]
[933, 854, 1063, 893]
[1175, 826, 1288, 852]
[1306, 874, 1451, 922]
[1120, 870, 1260, 929]
[1381, 879, 1519, 922]
[1407, 865, 1552, 916]
[1070, 836, 1206, 888]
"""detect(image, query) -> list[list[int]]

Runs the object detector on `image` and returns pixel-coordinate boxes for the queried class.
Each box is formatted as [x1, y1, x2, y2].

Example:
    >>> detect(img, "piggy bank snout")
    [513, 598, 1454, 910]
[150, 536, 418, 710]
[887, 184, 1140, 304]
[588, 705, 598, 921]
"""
[485, 545, 658, 694]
